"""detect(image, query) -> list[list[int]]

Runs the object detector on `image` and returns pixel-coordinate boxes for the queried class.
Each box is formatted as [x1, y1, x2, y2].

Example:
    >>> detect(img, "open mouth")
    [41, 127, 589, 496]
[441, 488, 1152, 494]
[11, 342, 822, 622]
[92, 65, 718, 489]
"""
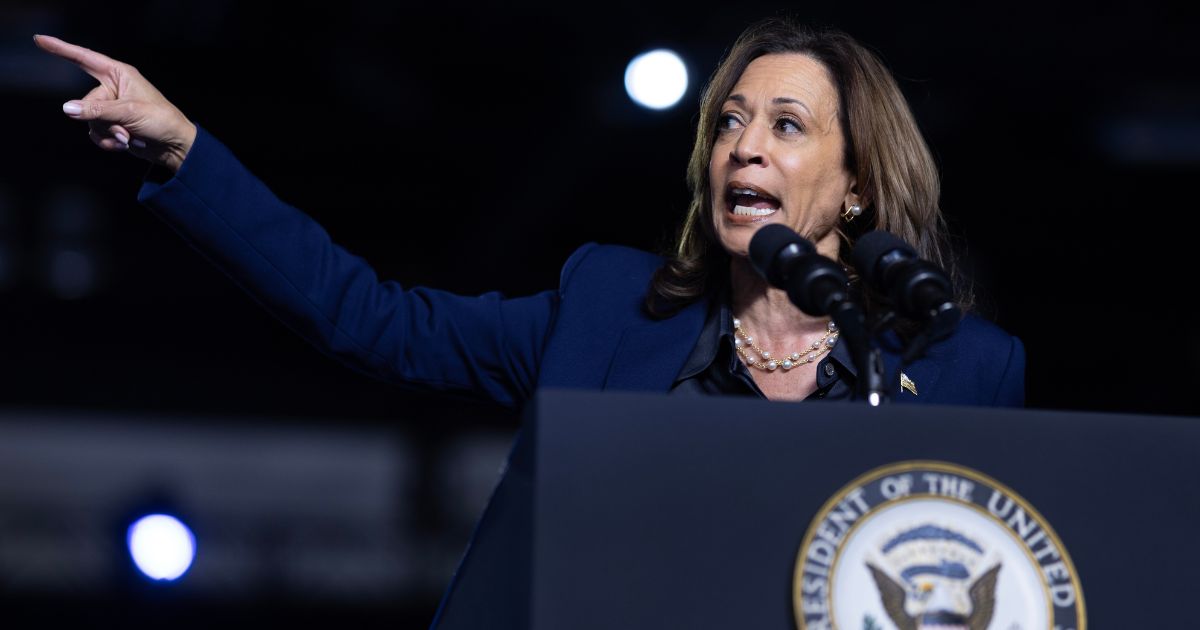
[726, 183, 781, 219]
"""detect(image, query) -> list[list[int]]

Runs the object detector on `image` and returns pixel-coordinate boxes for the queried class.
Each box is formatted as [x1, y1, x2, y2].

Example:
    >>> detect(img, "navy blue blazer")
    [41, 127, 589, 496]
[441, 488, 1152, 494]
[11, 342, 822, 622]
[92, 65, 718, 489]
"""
[138, 126, 1025, 628]
[139, 126, 1025, 408]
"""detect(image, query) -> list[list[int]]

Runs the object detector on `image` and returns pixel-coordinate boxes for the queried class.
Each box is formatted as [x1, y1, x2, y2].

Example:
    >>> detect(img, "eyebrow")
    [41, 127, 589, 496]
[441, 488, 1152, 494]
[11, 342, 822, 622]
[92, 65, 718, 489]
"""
[727, 94, 813, 117]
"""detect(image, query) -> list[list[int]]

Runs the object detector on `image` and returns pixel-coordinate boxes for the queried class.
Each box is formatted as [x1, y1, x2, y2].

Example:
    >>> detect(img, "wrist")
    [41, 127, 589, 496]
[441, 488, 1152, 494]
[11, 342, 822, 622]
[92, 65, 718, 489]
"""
[162, 120, 197, 174]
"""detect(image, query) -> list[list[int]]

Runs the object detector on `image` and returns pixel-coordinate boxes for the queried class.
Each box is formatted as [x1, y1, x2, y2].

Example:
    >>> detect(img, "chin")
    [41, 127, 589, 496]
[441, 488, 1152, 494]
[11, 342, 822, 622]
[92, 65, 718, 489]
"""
[715, 221, 777, 260]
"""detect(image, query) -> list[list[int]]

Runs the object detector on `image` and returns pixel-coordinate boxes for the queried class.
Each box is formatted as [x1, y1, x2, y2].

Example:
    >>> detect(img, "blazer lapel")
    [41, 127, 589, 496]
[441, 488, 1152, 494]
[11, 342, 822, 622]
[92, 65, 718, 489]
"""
[602, 300, 708, 393]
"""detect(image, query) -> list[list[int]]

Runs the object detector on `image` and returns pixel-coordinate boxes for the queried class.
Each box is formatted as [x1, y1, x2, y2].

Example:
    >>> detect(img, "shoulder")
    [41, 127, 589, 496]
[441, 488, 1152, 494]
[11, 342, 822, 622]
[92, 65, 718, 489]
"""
[925, 312, 1024, 368]
[558, 243, 665, 295]
[951, 314, 1022, 352]
[917, 313, 1025, 406]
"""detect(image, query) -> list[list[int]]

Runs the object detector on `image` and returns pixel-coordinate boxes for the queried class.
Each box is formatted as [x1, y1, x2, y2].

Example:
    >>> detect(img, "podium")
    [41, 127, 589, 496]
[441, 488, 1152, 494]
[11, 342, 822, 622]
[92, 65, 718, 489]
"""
[433, 389, 1200, 628]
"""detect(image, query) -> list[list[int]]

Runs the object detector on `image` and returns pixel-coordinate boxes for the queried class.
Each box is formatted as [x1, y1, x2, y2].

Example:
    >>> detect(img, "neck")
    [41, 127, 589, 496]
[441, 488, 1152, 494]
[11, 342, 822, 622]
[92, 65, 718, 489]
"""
[729, 256, 829, 346]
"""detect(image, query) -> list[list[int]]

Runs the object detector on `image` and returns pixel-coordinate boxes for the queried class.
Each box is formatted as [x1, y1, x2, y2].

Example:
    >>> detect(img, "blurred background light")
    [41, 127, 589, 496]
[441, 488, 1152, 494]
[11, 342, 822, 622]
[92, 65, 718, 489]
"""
[39, 186, 108, 300]
[624, 49, 688, 110]
[127, 513, 196, 581]
[1099, 116, 1200, 165]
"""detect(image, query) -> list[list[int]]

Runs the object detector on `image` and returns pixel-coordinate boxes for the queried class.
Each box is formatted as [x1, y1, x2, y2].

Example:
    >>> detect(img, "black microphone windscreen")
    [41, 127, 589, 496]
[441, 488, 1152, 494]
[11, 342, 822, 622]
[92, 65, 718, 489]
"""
[851, 230, 916, 285]
[748, 224, 813, 284]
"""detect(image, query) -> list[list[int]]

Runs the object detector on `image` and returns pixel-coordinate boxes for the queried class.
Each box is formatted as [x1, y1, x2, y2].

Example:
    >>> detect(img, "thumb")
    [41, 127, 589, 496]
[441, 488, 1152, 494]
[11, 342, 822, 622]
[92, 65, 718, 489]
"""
[62, 98, 135, 124]
[61, 93, 196, 172]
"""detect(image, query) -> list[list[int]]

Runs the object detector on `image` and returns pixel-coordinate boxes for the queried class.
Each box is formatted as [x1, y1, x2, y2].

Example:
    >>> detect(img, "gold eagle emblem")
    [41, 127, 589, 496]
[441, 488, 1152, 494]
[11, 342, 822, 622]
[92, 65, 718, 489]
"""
[867, 562, 1001, 630]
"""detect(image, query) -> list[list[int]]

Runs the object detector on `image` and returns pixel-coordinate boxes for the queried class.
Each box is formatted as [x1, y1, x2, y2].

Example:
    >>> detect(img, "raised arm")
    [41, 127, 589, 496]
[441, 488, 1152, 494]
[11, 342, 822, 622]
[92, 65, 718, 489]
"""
[35, 35, 565, 407]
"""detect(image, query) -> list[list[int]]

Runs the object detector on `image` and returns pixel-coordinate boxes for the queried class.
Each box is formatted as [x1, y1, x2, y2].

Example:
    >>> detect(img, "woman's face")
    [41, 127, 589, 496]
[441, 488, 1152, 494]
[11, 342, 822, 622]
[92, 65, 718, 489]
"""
[709, 53, 858, 260]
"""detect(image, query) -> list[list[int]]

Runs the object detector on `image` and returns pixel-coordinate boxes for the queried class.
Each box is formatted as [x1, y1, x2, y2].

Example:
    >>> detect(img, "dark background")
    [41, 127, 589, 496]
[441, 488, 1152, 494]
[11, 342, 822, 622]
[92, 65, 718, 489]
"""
[1, 0, 1197, 626]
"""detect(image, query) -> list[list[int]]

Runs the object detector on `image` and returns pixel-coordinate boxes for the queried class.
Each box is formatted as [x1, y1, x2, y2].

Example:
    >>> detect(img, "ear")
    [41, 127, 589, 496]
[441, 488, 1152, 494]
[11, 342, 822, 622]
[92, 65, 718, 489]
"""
[844, 180, 862, 212]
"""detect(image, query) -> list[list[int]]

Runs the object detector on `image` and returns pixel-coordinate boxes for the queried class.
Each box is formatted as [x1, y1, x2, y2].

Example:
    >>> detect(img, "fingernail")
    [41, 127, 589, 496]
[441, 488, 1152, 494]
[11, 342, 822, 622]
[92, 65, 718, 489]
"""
[114, 131, 129, 145]
[131, 139, 147, 149]
[62, 102, 82, 115]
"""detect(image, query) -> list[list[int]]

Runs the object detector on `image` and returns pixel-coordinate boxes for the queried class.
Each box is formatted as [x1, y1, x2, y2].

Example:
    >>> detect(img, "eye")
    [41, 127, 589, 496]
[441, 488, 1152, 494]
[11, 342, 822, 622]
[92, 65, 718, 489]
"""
[716, 112, 743, 131]
[775, 116, 803, 134]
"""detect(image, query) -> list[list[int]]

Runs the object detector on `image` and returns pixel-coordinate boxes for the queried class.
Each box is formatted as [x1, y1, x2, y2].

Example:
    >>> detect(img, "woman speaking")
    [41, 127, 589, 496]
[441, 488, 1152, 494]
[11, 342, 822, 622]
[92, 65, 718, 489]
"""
[33, 18, 1022, 408]
[34, 16, 1026, 628]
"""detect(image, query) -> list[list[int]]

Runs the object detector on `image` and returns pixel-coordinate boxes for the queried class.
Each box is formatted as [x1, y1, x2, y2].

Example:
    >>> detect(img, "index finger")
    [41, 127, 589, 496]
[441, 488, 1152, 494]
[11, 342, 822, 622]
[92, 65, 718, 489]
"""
[32, 34, 121, 81]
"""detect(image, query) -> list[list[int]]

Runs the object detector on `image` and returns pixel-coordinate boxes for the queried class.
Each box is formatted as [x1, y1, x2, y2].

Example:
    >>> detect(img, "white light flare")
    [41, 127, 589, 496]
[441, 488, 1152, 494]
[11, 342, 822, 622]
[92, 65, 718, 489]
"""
[624, 49, 688, 110]
[127, 513, 196, 581]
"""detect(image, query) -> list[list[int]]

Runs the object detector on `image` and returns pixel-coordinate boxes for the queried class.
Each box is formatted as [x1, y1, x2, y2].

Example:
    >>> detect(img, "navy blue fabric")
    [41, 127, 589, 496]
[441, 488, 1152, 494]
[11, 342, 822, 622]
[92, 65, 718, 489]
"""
[137, 126, 1027, 628]
[138, 125, 1026, 409]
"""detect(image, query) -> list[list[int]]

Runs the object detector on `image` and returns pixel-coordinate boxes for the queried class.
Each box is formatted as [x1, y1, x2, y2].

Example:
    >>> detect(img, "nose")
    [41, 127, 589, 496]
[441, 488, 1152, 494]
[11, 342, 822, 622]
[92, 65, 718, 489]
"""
[730, 119, 768, 166]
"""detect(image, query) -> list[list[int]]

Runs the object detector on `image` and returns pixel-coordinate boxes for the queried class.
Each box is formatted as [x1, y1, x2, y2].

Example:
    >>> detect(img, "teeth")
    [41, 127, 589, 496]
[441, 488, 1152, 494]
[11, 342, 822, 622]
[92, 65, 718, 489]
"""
[733, 205, 777, 216]
[732, 188, 759, 197]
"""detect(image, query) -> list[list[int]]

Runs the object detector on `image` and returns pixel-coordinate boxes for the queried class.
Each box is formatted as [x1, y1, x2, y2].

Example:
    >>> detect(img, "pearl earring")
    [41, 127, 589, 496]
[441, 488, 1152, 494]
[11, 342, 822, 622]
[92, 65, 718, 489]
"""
[842, 203, 863, 222]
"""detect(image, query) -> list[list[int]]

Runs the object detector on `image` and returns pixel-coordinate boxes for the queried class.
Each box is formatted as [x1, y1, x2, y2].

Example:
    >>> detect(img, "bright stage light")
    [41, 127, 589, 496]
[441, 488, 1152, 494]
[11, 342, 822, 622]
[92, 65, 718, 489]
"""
[127, 513, 196, 581]
[624, 49, 688, 110]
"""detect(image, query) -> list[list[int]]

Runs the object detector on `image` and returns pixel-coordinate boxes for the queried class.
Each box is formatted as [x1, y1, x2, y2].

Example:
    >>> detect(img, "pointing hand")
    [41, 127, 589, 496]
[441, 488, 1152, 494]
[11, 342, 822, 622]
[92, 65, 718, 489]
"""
[34, 34, 198, 173]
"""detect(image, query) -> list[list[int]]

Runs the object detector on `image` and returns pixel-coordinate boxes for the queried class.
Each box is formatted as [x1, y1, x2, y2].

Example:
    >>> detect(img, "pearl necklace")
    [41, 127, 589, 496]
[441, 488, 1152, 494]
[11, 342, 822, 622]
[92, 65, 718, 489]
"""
[732, 317, 839, 371]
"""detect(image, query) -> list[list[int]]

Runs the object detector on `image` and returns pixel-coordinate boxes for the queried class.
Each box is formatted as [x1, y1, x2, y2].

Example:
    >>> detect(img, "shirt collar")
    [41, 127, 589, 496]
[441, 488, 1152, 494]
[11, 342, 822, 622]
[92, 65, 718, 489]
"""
[675, 294, 858, 384]
[827, 323, 857, 378]
[675, 296, 729, 381]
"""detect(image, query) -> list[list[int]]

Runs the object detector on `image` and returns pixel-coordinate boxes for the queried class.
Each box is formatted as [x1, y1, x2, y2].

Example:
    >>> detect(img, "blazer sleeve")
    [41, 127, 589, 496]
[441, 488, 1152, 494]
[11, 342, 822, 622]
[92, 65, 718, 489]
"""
[137, 125, 580, 407]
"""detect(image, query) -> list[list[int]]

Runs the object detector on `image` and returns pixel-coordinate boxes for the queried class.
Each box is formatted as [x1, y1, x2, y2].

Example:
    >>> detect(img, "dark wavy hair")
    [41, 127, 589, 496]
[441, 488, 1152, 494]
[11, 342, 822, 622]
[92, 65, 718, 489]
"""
[645, 18, 973, 321]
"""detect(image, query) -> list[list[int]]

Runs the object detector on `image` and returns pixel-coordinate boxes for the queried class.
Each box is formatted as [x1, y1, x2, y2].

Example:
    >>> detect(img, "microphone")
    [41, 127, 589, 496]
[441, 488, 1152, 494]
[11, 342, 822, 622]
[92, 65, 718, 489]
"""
[851, 230, 960, 344]
[748, 224, 849, 316]
[851, 230, 957, 321]
[748, 223, 814, 287]
[749, 224, 887, 404]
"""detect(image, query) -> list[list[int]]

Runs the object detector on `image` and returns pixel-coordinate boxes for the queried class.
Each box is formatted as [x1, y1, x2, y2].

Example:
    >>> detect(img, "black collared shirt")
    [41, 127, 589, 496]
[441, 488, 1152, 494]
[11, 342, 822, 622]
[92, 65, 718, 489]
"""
[669, 298, 857, 401]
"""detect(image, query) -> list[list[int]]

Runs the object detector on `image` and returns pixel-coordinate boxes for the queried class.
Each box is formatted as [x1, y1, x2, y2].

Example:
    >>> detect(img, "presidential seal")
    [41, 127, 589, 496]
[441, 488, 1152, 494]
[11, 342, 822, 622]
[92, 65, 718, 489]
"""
[793, 461, 1085, 630]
